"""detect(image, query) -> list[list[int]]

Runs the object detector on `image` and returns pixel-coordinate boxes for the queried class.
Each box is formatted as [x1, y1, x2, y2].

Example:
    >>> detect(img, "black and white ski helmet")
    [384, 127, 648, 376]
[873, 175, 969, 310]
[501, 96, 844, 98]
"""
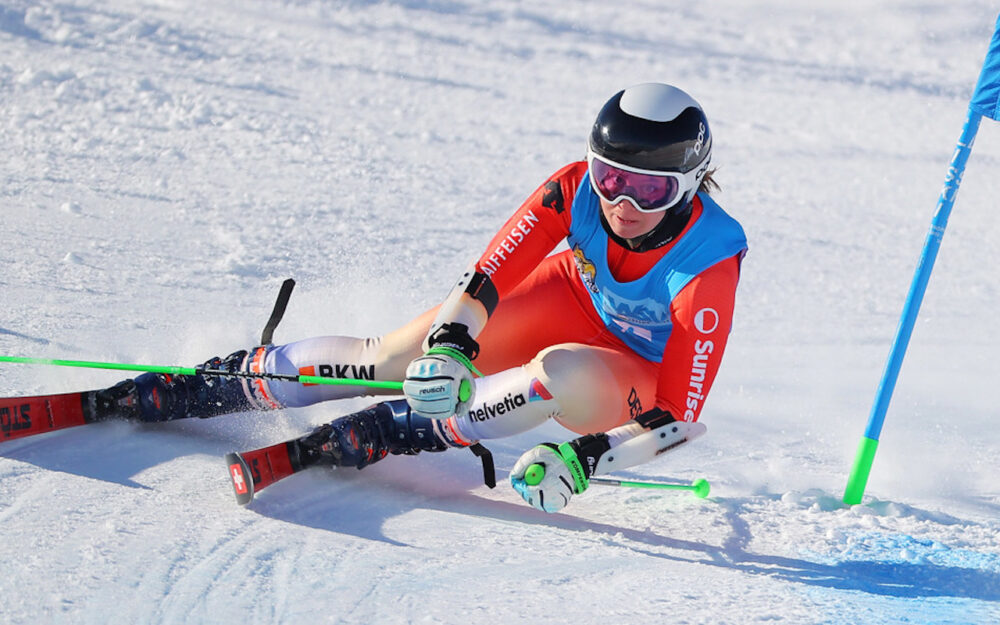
[588, 83, 712, 211]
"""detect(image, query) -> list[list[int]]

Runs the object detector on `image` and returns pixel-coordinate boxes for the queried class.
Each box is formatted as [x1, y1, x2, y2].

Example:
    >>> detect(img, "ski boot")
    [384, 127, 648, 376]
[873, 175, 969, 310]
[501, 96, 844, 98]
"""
[225, 399, 497, 504]
[291, 399, 459, 470]
[86, 349, 264, 423]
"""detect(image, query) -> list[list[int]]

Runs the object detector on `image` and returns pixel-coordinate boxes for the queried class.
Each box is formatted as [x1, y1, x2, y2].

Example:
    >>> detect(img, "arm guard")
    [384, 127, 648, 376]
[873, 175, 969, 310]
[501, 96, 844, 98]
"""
[555, 409, 706, 480]
[591, 416, 707, 476]
[423, 264, 499, 351]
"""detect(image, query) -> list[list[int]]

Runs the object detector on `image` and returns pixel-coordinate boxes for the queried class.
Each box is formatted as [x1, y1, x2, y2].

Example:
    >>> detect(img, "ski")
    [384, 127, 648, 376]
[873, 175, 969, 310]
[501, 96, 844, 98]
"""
[226, 439, 313, 505]
[0, 391, 94, 443]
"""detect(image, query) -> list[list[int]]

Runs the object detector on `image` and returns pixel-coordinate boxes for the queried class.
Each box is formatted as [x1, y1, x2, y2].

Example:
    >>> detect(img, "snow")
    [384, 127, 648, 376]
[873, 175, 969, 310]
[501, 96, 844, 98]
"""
[3, 0, 1000, 623]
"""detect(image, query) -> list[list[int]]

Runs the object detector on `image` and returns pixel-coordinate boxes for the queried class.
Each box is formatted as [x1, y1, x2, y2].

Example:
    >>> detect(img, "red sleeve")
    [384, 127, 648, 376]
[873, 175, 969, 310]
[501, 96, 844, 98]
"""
[655, 254, 741, 421]
[475, 162, 584, 297]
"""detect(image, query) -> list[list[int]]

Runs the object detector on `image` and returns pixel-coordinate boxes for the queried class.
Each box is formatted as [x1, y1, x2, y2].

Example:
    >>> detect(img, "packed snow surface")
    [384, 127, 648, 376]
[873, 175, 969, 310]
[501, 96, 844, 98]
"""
[3, 1, 1000, 623]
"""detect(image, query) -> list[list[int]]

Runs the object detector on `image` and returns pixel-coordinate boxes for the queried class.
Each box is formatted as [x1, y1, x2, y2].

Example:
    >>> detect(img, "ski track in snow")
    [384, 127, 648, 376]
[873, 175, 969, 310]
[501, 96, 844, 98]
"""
[3, 0, 1000, 623]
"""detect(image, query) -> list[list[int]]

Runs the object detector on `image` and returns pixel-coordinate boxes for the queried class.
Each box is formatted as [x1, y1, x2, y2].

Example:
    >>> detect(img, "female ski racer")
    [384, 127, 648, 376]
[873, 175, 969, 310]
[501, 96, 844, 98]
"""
[93, 83, 748, 513]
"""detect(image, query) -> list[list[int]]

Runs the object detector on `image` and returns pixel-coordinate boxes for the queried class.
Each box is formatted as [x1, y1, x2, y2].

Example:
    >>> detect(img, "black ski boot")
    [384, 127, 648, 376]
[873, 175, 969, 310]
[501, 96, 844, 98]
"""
[292, 399, 454, 470]
[86, 350, 257, 423]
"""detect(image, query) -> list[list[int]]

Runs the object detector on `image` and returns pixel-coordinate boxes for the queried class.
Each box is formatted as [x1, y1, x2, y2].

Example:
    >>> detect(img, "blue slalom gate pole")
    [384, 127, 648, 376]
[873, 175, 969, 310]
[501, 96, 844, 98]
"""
[844, 13, 1000, 505]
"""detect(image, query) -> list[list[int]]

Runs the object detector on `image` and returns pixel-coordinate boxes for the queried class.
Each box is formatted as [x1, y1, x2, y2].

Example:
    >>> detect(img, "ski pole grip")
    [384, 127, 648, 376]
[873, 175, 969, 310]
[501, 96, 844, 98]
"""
[524, 463, 545, 486]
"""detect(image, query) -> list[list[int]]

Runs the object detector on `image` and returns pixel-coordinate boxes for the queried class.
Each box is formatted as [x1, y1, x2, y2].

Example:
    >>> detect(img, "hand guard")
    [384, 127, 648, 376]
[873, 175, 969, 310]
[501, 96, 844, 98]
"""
[510, 443, 590, 513]
[403, 323, 480, 420]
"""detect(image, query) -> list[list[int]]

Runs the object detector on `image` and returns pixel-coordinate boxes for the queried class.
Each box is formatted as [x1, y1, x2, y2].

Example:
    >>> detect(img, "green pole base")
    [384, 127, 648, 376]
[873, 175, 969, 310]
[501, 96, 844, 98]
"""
[843, 436, 879, 505]
[691, 478, 711, 499]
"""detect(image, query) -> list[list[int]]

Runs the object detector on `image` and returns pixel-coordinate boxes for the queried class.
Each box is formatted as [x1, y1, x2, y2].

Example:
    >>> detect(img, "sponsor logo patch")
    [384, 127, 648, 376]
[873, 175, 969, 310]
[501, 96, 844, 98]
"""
[230, 464, 248, 494]
[684, 339, 714, 421]
[528, 378, 553, 402]
[299, 363, 376, 386]
[480, 210, 541, 276]
[693, 308, 719, 334]
[469, 393, 527, 422]
[572, 245, 598, 294]
[542, 180, 565, 214]
[0, 403, 31, 437]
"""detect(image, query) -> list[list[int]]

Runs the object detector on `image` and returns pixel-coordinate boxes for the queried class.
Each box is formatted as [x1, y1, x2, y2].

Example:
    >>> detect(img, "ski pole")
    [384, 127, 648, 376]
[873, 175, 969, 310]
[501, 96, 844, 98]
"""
[0, 355, 404, 391]
[843, 13, 1000, 505]
[523, 463, 711, 498]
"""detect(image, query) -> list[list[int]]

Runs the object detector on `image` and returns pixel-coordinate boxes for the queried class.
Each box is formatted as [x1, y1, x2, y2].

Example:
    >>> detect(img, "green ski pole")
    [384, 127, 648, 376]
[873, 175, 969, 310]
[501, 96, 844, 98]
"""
[523, 463, 711, 498]
[0, 355, 404, 391]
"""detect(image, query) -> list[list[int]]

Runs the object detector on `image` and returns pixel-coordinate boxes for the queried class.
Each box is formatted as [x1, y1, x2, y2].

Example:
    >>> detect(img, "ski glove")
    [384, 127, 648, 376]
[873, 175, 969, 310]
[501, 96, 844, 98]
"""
[403, 323, 480, 420]
[509, 443, 589, 513]
[510, 433, 611, 513]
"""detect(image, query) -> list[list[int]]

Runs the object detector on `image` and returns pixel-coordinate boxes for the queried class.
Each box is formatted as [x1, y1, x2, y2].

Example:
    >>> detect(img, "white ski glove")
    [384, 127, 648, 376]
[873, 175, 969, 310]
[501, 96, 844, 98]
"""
[510, 434, 610, 513]
[510, 444, 584, 513]
[403, 323, 480, 420]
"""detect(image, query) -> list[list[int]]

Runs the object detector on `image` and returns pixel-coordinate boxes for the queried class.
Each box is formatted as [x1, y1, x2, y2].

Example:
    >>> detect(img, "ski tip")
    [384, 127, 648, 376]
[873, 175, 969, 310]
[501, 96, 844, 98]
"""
[225, 452, 255, 506]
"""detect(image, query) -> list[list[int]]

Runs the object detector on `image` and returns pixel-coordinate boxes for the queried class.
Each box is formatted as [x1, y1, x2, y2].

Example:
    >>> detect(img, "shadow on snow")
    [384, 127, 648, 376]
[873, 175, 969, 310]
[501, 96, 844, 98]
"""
[4, 421, 998, 602]
[248, 454, 1000, 603]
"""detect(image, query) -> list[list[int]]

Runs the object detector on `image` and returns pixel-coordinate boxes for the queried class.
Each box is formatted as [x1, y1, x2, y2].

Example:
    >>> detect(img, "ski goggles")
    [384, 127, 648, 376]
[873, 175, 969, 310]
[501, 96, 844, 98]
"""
[587, 150, 701, 213]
